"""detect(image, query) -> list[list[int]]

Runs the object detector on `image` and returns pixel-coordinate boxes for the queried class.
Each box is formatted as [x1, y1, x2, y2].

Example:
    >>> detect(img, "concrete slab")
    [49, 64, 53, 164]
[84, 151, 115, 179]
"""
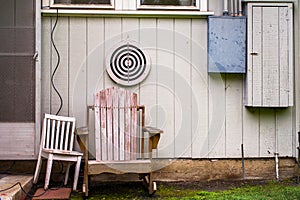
[0, 175, 33, 200]
[32, 188, 71, 200]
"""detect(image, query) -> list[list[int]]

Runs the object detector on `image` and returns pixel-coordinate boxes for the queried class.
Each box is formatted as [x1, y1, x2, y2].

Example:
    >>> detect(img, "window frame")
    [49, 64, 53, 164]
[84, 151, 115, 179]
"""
[49, 0, 115, 9]
[137, 0, 207, 11]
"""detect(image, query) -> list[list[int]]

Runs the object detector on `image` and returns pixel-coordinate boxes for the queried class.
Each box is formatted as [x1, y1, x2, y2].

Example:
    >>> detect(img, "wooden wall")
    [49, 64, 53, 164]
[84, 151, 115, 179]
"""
[41, 14, 295, 159]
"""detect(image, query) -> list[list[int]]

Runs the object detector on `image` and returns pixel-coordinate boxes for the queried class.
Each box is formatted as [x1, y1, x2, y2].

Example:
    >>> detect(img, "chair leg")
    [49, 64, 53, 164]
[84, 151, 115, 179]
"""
[44, 154, 53, 190]
[73, 156, 82, 190]
[64, 162, 71, 186]
[33, 155, 42, 184]
[83, 161, 89, 196]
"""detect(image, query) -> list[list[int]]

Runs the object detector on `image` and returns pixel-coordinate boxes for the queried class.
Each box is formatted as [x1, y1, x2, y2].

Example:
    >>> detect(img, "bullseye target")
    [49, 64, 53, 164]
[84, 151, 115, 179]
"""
[106, 41, 151, 86]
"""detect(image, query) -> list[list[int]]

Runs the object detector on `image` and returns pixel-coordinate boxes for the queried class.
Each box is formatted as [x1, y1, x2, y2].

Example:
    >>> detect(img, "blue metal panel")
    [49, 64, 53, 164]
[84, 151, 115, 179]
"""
[208, 16, 246, 73]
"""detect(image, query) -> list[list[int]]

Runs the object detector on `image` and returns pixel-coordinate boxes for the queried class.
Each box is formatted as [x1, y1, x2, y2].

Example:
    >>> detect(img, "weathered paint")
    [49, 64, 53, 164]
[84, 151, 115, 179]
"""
[208, 16, 246, 73]
[245, 3, 293, 107]
[39, 1, 298, 160]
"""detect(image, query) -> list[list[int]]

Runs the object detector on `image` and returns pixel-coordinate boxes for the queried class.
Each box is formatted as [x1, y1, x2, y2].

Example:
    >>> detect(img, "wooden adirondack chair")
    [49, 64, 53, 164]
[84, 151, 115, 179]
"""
[77, 87, 163, 196]
[33, 114, 83, 190]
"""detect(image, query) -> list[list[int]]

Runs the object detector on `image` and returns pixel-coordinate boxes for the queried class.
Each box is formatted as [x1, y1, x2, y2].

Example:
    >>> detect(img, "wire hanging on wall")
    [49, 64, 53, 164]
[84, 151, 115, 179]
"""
[50, 9, 63, 115]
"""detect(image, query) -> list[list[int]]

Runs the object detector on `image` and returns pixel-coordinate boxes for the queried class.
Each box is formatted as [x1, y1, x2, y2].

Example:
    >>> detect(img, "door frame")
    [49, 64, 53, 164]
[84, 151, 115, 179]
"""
[35, 0, 42, 159]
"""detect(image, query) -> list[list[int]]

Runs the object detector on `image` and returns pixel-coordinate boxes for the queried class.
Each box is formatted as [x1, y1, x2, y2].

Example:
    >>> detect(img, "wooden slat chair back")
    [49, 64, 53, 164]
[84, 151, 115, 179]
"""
[94, 87, 139, 161]
[33, 114, 83, 190]
[77, 87, 163, 196]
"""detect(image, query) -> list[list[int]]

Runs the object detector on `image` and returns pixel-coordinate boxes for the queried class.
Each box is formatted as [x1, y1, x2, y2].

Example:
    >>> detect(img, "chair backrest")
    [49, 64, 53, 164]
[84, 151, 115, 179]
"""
[94, 87, 139, 161]
[41, 114, 76, 152]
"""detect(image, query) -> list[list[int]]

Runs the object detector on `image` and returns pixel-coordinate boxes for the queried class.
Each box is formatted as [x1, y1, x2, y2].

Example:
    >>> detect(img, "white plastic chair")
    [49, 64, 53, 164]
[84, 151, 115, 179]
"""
[33, 113, 83, 190]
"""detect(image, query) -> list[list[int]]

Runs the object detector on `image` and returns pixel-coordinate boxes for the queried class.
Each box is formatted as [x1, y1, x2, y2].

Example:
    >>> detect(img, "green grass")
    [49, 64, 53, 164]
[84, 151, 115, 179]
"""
[70, 180, 300, 200]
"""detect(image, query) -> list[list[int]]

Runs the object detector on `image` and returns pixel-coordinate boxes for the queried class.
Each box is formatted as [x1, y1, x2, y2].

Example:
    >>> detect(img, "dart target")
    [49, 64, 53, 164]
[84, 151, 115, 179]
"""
[106, 41, 151, 86]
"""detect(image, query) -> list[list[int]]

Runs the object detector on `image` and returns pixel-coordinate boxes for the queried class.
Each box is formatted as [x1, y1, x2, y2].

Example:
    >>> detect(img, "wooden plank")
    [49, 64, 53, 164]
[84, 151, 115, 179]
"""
[121, 0, 136, 10]
[125, 90, 131, 160]
[104, 18, 122, 88]
[276, 108, 293, 156]
[174, 18, 192, 158]
[46, 119, 51, 149]
[88, 160, 151, 174]
[245, 4, 253, 106]
[242, 107, 260, 157]
[112, 87, 119, 160]
[100, 90, 107, 160]
[41, 17, 51, 114]
[87, 18, 105, 158]
[95, 92, 101, 161]
[225, 74, 243, 157]
[50, 17, 69, 116]
[64, 121, 71, 151]
[54, 120, 60, 149]
[86, 17, 105, 98]
[287, 4, 293, 107]
[208, 74, 226, 158]
[156, 18, 175, 158]
[139, 18, 157, 158]
[119, 88, 125, 160]
[200, 0, 207, 12]
[131, 92, 138, 159]
[50, 119, 56, 149]
[191, 19, 208, 158]
[279, 6, 290, 106]
[122, 18, 139, 41]
[262, 7, 279, 107]
[69, 119, 76, 151]
[59, 121, 65, 150]
[106, 88, 113, 160]
[69, 17, 87, 126]
[114, 0, 122, 10]
[251, 6, 263, 106]
[259, 109, 276, 157]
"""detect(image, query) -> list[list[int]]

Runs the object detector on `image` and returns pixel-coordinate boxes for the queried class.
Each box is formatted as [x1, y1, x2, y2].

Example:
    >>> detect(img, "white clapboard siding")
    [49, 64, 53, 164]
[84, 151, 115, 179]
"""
[245, 3, 293, 107]
[41, 17, 52, 114]
[51, 17, 69, 116]
[259, 109, 276, 157]
[104, 18, 122, 88]
[242, 107, 260, 157]
[86, 18, 105, 157]
[156, 18, 175, 158]
[191, 19, 209, 158]
[139, 18, 157, 128]
[208, 74, 226, 158]
[174, 19, 192, 158]
[139, 18, 158, 157]
[41, 15, 295, 159]
[69, 18, 87, 127]
[276, 108, 293, 156]
[225, 74, 243, 158]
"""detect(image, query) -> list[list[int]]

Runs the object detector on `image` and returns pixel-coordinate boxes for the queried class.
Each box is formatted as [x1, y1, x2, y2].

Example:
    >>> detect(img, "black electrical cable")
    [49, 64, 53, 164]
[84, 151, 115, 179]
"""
[50, 9, 63, 115]
[0, 182, 47, 198]
[0, 181, 67, 198]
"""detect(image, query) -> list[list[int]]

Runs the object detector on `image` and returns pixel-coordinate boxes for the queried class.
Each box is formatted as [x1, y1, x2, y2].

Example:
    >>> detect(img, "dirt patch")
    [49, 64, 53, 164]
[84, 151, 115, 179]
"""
[160, 179, 274, 191]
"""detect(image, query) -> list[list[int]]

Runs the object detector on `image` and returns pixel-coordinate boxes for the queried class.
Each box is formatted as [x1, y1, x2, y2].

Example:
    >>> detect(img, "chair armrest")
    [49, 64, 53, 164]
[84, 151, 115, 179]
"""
[143, 126, 163, 150]
[76, 127, 89, 155]
[143, 126, 163, 136]
[75, 127, 89, 136]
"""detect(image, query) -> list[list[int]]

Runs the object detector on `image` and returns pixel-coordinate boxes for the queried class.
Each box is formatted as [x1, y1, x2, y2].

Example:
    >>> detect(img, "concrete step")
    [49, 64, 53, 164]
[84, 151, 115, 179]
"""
[0, 175, 33, 200]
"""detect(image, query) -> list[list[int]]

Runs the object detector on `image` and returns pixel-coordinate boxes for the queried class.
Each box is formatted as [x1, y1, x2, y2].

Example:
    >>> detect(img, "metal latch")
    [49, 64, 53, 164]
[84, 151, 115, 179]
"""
[250, 52, 258, 56]
[33, 51, 39, 61]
